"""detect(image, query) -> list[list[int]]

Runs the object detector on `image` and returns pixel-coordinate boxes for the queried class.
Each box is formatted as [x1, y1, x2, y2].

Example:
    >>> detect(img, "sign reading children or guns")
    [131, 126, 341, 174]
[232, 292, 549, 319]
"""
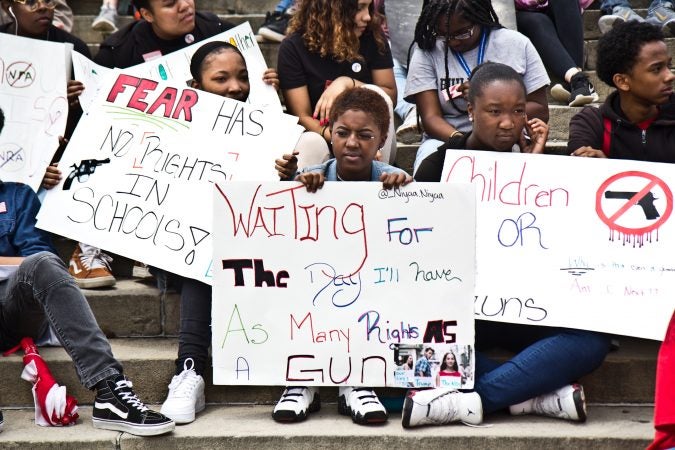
[438, 151, 675, 341]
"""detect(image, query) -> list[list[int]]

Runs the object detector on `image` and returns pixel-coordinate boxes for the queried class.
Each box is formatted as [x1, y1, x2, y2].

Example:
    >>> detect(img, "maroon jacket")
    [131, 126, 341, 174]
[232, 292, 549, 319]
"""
[567, 91, 675, 163]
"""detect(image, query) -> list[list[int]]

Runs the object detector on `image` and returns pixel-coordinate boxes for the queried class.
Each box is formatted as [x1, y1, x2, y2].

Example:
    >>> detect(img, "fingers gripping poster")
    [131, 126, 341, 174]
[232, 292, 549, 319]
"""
[440, 150, 675, 340]
[0, 34, 68, 191]
[36, 73, 302, 283]
[211, 182, 477, 388]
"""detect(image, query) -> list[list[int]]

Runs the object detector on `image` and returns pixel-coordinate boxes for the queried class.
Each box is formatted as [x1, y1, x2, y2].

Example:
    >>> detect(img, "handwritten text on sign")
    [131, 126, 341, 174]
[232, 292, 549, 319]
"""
[212, 182, 477, 387]
[440, 150, 675, 340]
[36, 73, 302, 283]
[0, 34, 68, 191]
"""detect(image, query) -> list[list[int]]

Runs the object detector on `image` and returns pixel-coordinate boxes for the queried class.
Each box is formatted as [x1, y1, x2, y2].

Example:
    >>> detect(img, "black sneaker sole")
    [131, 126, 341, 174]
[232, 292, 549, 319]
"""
[339, 393, 388, 424]
[92, 418, 174, 436]
[272, 392, 321, 423]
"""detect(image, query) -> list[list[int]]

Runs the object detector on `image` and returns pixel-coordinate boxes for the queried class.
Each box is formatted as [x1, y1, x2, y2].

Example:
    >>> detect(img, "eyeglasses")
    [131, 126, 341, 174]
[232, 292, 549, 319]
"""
[332, 129, 376, 142]
[12, 0, 56, 11]
[445, 25, 475, 42]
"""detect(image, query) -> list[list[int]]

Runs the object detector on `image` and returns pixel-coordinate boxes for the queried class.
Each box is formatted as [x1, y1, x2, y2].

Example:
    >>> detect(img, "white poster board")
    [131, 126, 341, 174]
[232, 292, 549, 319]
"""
[37, 73, 302, 283]
[212, 182, 477, 387]
[0, 34, 68, 191]
[440, 150, 675, 340]
[73, 22, 279, 113]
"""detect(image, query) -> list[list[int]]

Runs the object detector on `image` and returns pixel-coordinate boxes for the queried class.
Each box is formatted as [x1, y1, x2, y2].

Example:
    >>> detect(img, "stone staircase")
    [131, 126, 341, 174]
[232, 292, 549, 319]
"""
[0, 0, 662, 448]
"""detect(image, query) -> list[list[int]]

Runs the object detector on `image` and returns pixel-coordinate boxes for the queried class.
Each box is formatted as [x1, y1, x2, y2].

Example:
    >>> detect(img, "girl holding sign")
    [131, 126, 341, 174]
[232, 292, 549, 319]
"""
[405, 0, 549, 174]
[410, 62, 611, 428]
[158, 41, 297, 425]
[272, 87, 411, 425]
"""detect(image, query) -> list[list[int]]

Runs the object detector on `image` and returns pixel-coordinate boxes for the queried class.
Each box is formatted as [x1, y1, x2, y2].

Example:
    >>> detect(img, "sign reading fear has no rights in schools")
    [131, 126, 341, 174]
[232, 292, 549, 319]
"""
[211, 182, 477, 387]
[36, 72, 302, 284]
[0, 34, 69, 191]
[440, 150, 675, 341]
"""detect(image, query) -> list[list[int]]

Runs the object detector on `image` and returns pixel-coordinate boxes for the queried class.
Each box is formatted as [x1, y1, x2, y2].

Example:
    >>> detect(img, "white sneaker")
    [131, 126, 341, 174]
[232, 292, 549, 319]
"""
[395, 107, 423, 144]
[272, 386, 320, 422]
[92, 4, 118, 33]
[402, 388, 482, 428]
[160, 358, 205, 424]
[509, 384, 586, 422]
[338, 387, 388, 424]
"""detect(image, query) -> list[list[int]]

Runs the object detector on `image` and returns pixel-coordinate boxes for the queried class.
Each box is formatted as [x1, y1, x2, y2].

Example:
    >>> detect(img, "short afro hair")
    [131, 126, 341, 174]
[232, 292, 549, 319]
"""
[597, 21, 664, 88]
[329, 87, 390, 137]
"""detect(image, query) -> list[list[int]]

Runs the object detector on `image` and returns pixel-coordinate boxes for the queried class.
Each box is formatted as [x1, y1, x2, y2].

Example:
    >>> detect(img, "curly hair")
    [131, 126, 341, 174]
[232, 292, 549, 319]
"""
[329, 87, 390, 136]
[287, 0, 387, 62]
[597, 21, 664, 88]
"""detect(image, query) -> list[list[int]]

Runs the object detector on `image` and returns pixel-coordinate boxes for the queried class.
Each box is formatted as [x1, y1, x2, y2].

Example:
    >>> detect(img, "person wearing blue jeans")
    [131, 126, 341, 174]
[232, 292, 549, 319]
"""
[598, 0, 675, 35]
[0, 108, 173, 436]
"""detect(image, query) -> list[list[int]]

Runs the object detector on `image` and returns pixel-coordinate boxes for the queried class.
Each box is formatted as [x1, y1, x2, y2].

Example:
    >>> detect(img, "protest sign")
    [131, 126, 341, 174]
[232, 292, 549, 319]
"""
[440, 150, 675, 340]
[73, 22, 279, 113]
[211, 182, 476, 387]
[37, 72, 302, 283]
[0, 34, 68, 191]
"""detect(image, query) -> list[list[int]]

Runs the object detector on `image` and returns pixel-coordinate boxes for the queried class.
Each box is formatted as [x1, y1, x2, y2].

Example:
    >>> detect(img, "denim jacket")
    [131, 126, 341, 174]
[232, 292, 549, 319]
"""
[0, 182, 54, 257]
[297, 158, 408, 181]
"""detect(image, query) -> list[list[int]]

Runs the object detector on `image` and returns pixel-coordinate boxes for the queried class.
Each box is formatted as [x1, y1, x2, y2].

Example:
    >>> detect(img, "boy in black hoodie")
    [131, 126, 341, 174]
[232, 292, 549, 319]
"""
[568, 21, 675, 163]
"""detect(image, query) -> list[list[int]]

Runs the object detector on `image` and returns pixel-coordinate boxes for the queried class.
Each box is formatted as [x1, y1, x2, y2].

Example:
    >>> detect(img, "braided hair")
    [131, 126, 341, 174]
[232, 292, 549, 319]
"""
[411, 0, 501, 108]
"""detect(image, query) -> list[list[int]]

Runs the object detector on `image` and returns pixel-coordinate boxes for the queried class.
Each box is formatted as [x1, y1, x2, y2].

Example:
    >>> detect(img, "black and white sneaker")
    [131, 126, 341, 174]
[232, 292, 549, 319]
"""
[272, 386, 320, 422]
[0, 409, 4, 432]
[338, 387, 388, 424]
[257, 10, 291, 42]
[93, 375, 174, 436]
[568, 72, 599, 107]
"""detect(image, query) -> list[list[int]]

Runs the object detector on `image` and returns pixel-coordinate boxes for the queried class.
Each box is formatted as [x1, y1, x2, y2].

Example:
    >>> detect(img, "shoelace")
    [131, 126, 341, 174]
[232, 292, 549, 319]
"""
[80, 247, 113, 271]
[114, 379, 149, 412]
[350, 388, 382, 407]
[279, 386, 308, 403]
[168, 368, 200, 398]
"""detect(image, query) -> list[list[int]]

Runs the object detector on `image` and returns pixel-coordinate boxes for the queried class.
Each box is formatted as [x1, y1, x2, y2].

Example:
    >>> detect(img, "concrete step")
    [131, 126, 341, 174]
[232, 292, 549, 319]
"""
[0, 405, 654, 449]
[70, 0, 281, 15]
[0, 337, 658, 408]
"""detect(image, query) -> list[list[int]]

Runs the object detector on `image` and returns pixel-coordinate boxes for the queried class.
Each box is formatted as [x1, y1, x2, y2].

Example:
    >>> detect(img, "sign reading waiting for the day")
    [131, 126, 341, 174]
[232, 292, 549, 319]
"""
[37, 73, 302, 283]
[211, 182, 477, 387]
[440, 150, 675, 341]
[0, 34, 68, 191]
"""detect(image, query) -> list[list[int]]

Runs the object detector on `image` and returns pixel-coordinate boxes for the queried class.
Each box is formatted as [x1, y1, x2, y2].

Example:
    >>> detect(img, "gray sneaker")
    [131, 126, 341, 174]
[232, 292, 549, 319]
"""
[647, 2, 675, 36]
[92, 5, 118, 33]
[598, 6, 644, 34]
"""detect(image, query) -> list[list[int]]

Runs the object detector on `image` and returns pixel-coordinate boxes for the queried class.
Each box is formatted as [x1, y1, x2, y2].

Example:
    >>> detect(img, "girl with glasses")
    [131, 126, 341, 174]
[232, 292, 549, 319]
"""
[404, 0, 550, 175]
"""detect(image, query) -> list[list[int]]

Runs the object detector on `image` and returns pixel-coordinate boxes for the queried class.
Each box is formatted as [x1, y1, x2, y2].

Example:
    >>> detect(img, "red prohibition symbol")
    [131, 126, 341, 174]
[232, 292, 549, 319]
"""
[596, 170, 673, 236]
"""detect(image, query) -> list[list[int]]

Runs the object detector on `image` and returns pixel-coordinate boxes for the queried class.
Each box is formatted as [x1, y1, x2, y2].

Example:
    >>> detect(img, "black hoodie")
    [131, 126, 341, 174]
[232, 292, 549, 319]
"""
[567, 90, 675, 163]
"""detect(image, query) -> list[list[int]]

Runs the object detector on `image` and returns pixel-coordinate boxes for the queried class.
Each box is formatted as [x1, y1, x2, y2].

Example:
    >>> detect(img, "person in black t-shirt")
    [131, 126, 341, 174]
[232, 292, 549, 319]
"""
[277, 0, 398, 164]
[94, 0, 234, 69]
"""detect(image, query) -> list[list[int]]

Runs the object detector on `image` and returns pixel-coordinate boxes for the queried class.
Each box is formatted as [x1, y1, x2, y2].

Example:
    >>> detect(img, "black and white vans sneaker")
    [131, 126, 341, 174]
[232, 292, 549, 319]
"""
[93, 375, 174, 436]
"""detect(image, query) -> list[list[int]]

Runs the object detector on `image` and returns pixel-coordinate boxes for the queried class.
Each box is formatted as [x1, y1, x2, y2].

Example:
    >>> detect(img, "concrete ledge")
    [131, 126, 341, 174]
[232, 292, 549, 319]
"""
[0, 337, 658, 407]
[0, 405, 654, 450]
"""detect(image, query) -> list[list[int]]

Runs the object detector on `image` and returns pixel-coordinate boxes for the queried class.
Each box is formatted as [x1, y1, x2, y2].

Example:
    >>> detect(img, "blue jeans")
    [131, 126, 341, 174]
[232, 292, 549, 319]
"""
[601, 0, 665, 13]
[413, 137, 445, 175]
[0, 252, 122, 389]
[393, 56, 414, 121]
[473, 321, 611, 414]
